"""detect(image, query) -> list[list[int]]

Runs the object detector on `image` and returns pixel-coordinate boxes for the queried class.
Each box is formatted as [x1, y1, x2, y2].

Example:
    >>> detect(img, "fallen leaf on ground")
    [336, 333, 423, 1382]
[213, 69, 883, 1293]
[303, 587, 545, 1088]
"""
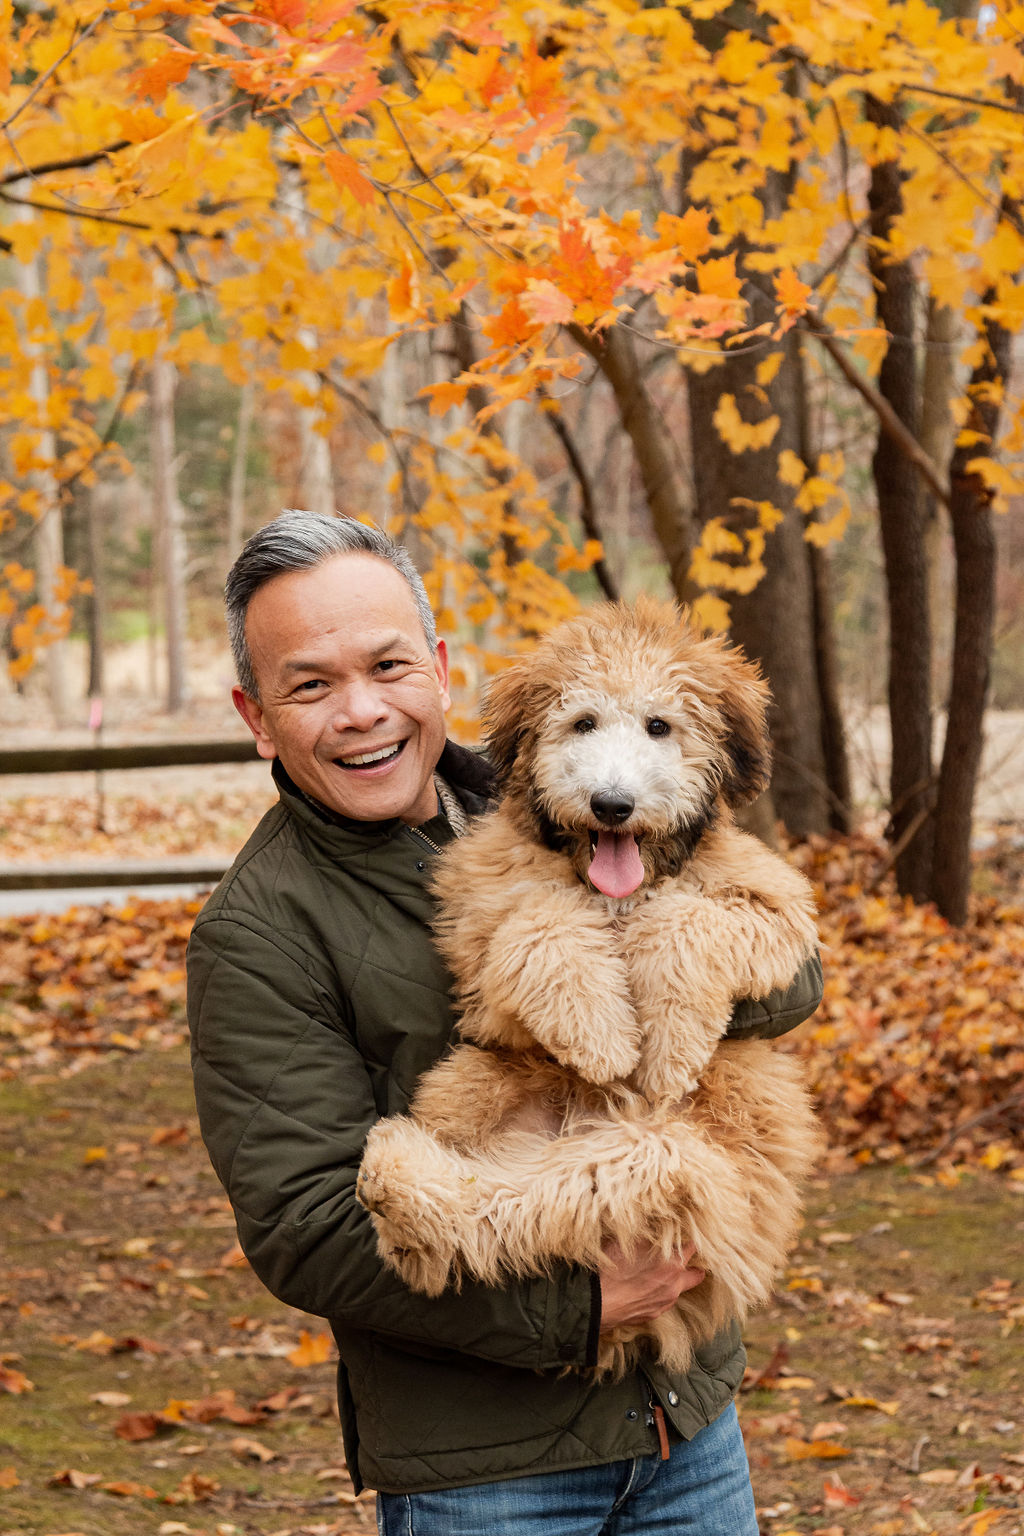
[288, 1328, 332, 1366]
[114, 1411, 170, 1442]
[786, 1437, 853, 1460]
[101, 1479, 159, 1498]
[163, 1472, 220, 1504]
[840, 1395, 900, 1414]
[229, 1435, 277, 1463]
[0, 1365, 33, 1393]
[823, 1472, 861, 1506]
[49, 1469, 102, 1488]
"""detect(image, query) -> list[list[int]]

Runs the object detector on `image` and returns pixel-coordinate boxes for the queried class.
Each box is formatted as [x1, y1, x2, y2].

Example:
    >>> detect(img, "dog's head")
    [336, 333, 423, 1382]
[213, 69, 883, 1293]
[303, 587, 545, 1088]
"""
[484, 597, 771, 897]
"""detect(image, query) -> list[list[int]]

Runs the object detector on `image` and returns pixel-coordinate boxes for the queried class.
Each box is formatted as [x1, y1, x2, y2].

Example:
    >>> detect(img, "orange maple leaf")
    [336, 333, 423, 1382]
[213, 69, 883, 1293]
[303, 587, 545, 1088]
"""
[288, 1329, 333, 1367]
[131, 50, 193, 104]
[775, 268, 812, 318]
[324, 149, 375, 208]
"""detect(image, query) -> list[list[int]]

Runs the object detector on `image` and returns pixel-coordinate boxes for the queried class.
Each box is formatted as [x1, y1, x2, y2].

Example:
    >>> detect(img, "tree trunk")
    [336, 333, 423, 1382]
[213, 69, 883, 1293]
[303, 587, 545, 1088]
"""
[86, 483, 106, 699]
[150, 347, 189, 712]
[931, 297, 1015, 924]
[919, 297, 961, 701]
[14, 211, 73, 726]
[686, 332, 830, 838]
[866, 94, 934, 901]
[795, 330, 853, 833]
[226, 379, 254, 566]
[289, 173, 335, 518]
[571, 324, 699, 603]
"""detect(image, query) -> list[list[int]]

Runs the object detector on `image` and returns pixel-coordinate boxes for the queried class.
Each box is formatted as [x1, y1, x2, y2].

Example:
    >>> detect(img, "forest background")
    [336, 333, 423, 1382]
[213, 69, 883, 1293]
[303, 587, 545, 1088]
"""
[1, 3, 1023, 1533]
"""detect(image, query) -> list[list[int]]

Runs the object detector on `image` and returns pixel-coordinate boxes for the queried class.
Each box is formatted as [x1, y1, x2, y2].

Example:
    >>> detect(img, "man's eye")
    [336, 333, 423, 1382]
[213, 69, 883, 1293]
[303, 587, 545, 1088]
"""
[295, 679, 326, 694]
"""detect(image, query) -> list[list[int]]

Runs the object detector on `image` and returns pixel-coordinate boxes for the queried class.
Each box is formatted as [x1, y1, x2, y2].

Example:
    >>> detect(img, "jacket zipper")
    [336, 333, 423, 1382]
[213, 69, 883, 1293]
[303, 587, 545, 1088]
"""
[409, 826, 444, 857]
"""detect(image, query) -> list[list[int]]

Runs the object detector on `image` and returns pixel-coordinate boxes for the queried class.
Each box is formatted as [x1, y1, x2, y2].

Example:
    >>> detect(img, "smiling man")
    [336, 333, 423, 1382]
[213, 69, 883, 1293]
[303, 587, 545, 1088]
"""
[230, 546, 451, 827]
[187, 509, 823, 1536]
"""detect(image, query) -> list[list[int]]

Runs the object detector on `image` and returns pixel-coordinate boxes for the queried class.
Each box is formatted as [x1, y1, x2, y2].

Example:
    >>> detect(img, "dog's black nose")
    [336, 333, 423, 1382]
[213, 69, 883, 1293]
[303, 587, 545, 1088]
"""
[590, 790, 634, 825]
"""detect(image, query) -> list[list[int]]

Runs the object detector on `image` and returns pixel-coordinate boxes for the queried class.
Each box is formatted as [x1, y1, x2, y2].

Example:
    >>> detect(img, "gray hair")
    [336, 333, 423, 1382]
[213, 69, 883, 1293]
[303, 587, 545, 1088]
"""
[225, 510, 437, 700]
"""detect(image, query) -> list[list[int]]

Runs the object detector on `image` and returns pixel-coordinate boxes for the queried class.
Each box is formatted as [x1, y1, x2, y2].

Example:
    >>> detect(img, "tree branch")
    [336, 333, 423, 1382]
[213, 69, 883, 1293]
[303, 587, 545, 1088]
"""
[538, 389, 621, 601]
[0, 11, 110, 132]
[800, 310, 951, 510]
[0, 141, 130, 187]
[0, 188, 226, 242]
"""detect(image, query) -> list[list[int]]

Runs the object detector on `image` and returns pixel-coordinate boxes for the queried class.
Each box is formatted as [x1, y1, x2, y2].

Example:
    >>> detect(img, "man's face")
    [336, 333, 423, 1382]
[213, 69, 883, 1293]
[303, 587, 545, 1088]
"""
[233, 553, 451, 825]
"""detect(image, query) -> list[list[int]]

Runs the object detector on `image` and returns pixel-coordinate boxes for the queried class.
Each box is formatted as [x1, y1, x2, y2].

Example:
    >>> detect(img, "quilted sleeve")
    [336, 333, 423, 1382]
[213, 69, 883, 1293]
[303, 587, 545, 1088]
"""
[726, 947, 824, 1040]
[186, 909, 596, 1373]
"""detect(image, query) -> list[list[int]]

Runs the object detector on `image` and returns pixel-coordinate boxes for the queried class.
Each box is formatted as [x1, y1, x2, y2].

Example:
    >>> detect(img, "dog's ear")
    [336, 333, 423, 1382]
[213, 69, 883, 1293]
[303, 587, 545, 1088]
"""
[483, 659, 535, 785]
[716, 658, 773, 807]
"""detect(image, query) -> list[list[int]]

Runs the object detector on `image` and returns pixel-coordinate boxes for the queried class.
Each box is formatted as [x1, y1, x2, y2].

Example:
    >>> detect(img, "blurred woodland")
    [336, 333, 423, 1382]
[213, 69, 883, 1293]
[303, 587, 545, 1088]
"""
[2, 0, 1024, 932]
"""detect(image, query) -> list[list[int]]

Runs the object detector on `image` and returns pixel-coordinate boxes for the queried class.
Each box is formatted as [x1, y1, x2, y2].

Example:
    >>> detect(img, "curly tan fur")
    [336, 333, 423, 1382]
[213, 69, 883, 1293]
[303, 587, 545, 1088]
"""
[358, 598, 821, 1375]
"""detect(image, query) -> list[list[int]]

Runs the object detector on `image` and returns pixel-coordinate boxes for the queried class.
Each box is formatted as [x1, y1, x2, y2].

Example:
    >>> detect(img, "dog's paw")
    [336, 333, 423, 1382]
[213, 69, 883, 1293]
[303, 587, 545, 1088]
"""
[370, 1213, 454, 1297]
[554, 1032, 641, 1086]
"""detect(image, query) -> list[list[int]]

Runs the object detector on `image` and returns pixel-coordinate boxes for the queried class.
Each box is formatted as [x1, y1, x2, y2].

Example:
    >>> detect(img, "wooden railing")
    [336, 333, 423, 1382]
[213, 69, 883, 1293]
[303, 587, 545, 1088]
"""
[0, 739, 259, 775]
[0, 737, 263, 892]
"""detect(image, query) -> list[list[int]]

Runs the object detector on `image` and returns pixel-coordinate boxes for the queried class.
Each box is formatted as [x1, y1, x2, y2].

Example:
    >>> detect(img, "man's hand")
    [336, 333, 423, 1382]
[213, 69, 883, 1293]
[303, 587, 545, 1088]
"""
[598, 1240, 706, 1331]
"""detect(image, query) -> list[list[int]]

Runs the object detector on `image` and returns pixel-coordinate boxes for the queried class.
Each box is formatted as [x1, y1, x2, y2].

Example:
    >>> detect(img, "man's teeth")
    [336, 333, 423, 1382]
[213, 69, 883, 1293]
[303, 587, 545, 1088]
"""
[340, 743, 402, 767]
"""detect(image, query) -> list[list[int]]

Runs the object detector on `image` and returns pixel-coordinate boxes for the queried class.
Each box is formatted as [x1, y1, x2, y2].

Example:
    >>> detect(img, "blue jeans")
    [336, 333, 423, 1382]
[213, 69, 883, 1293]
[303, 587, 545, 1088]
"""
[375, 1401, 758, 1535]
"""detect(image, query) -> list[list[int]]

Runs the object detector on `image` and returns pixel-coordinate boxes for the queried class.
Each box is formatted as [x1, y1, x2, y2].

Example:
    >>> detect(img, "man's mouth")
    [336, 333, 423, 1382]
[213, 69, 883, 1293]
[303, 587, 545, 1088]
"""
[336, 741, 406, 770]
[587, 829, 645, 898]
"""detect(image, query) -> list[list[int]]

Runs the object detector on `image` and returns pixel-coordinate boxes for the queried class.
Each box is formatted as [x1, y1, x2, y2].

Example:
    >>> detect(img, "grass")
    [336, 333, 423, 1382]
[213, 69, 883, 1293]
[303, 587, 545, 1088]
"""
[1, 1048, 1021, 1536]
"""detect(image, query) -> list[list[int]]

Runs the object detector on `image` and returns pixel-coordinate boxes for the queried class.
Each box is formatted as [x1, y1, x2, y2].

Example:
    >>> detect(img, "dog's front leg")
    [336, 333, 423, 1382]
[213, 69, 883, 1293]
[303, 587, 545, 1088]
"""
[358, 1116, 524, 1294]
[624, 883, 817, 1101]
[623, 893, 748, 1101]
[464, 890, 642, 1084]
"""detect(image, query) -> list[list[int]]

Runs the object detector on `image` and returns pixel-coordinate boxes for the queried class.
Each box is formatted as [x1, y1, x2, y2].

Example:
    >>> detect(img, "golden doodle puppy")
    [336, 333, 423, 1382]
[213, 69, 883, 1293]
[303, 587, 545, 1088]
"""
[358, 598, 821, 1375]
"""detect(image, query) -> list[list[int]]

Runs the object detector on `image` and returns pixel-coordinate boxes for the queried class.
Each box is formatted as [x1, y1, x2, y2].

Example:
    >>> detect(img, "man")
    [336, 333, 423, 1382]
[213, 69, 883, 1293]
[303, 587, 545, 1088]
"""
[187, 509, 823, 1535]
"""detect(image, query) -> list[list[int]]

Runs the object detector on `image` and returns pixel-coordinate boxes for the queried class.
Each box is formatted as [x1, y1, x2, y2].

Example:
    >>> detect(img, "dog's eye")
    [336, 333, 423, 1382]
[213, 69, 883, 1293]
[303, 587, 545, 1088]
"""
[647, 718, 671, 737]
[572, 717, 596, 734]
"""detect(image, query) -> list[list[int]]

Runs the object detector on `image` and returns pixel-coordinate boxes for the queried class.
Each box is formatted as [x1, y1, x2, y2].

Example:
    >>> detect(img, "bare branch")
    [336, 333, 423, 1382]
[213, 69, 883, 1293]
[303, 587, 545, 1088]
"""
[0, 141, 130, 188]
[801, 311, 951, 510]
[1, 11, 110, 133]
[0, 188, 226, 243]
[538, 388, 620, 601]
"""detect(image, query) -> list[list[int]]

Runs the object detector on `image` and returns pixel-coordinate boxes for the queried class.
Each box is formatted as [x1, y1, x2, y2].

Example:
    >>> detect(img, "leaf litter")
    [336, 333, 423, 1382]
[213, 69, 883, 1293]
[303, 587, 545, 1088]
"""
[1, 816, 1022, 1533]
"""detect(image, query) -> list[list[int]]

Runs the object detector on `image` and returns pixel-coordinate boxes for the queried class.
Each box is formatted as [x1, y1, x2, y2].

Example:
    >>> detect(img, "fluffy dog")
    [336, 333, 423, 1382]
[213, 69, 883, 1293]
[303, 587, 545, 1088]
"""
[357, 597, 821, 1374]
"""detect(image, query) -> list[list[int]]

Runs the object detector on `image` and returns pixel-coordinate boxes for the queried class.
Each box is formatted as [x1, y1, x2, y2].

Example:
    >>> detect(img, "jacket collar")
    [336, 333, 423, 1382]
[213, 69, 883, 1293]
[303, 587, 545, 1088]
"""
[271, 740, 496, 840]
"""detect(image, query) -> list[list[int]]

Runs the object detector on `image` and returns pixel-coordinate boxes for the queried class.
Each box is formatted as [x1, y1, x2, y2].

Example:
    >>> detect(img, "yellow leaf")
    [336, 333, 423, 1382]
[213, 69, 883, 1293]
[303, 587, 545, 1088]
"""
[777, 448, 806, 487]
[324, 148, 375, 207]
[287, 1329, 332, 1367]
[7, 220, 45, 264]
[775, 268, 812, 317]
[82, 1146, 107, 1165]
[840, 1396, 900, 1415]
[756, 353, 783, 387]
[713, 394, 780, 453]
[0, 1466, 18, 1488]
[691, 593, 731, 631]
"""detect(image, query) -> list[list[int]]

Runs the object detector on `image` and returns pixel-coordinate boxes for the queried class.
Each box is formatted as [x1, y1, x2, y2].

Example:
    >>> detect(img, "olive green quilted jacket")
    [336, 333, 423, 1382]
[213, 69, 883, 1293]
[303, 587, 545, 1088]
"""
[186, 744, 823, 1494]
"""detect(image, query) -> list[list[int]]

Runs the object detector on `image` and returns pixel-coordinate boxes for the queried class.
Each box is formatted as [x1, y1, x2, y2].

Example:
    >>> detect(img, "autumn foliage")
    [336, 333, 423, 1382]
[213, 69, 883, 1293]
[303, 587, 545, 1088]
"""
[2, 0, 1024, 661]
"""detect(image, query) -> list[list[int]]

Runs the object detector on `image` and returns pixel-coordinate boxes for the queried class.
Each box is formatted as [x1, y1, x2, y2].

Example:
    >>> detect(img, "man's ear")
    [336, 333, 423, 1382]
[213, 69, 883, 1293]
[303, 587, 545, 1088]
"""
[434, 637, 452, 713]
[232, 686, 278, 761]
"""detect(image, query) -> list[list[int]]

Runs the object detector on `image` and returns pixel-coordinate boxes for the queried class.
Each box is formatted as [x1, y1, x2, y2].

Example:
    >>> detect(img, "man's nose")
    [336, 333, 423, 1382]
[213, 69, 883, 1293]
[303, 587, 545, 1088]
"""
[331, 681, 388, 732]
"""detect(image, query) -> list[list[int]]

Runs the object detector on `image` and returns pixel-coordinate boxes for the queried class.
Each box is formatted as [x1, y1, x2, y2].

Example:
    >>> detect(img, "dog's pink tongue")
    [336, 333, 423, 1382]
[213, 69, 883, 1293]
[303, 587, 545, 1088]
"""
[588, 832, 645, 898]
